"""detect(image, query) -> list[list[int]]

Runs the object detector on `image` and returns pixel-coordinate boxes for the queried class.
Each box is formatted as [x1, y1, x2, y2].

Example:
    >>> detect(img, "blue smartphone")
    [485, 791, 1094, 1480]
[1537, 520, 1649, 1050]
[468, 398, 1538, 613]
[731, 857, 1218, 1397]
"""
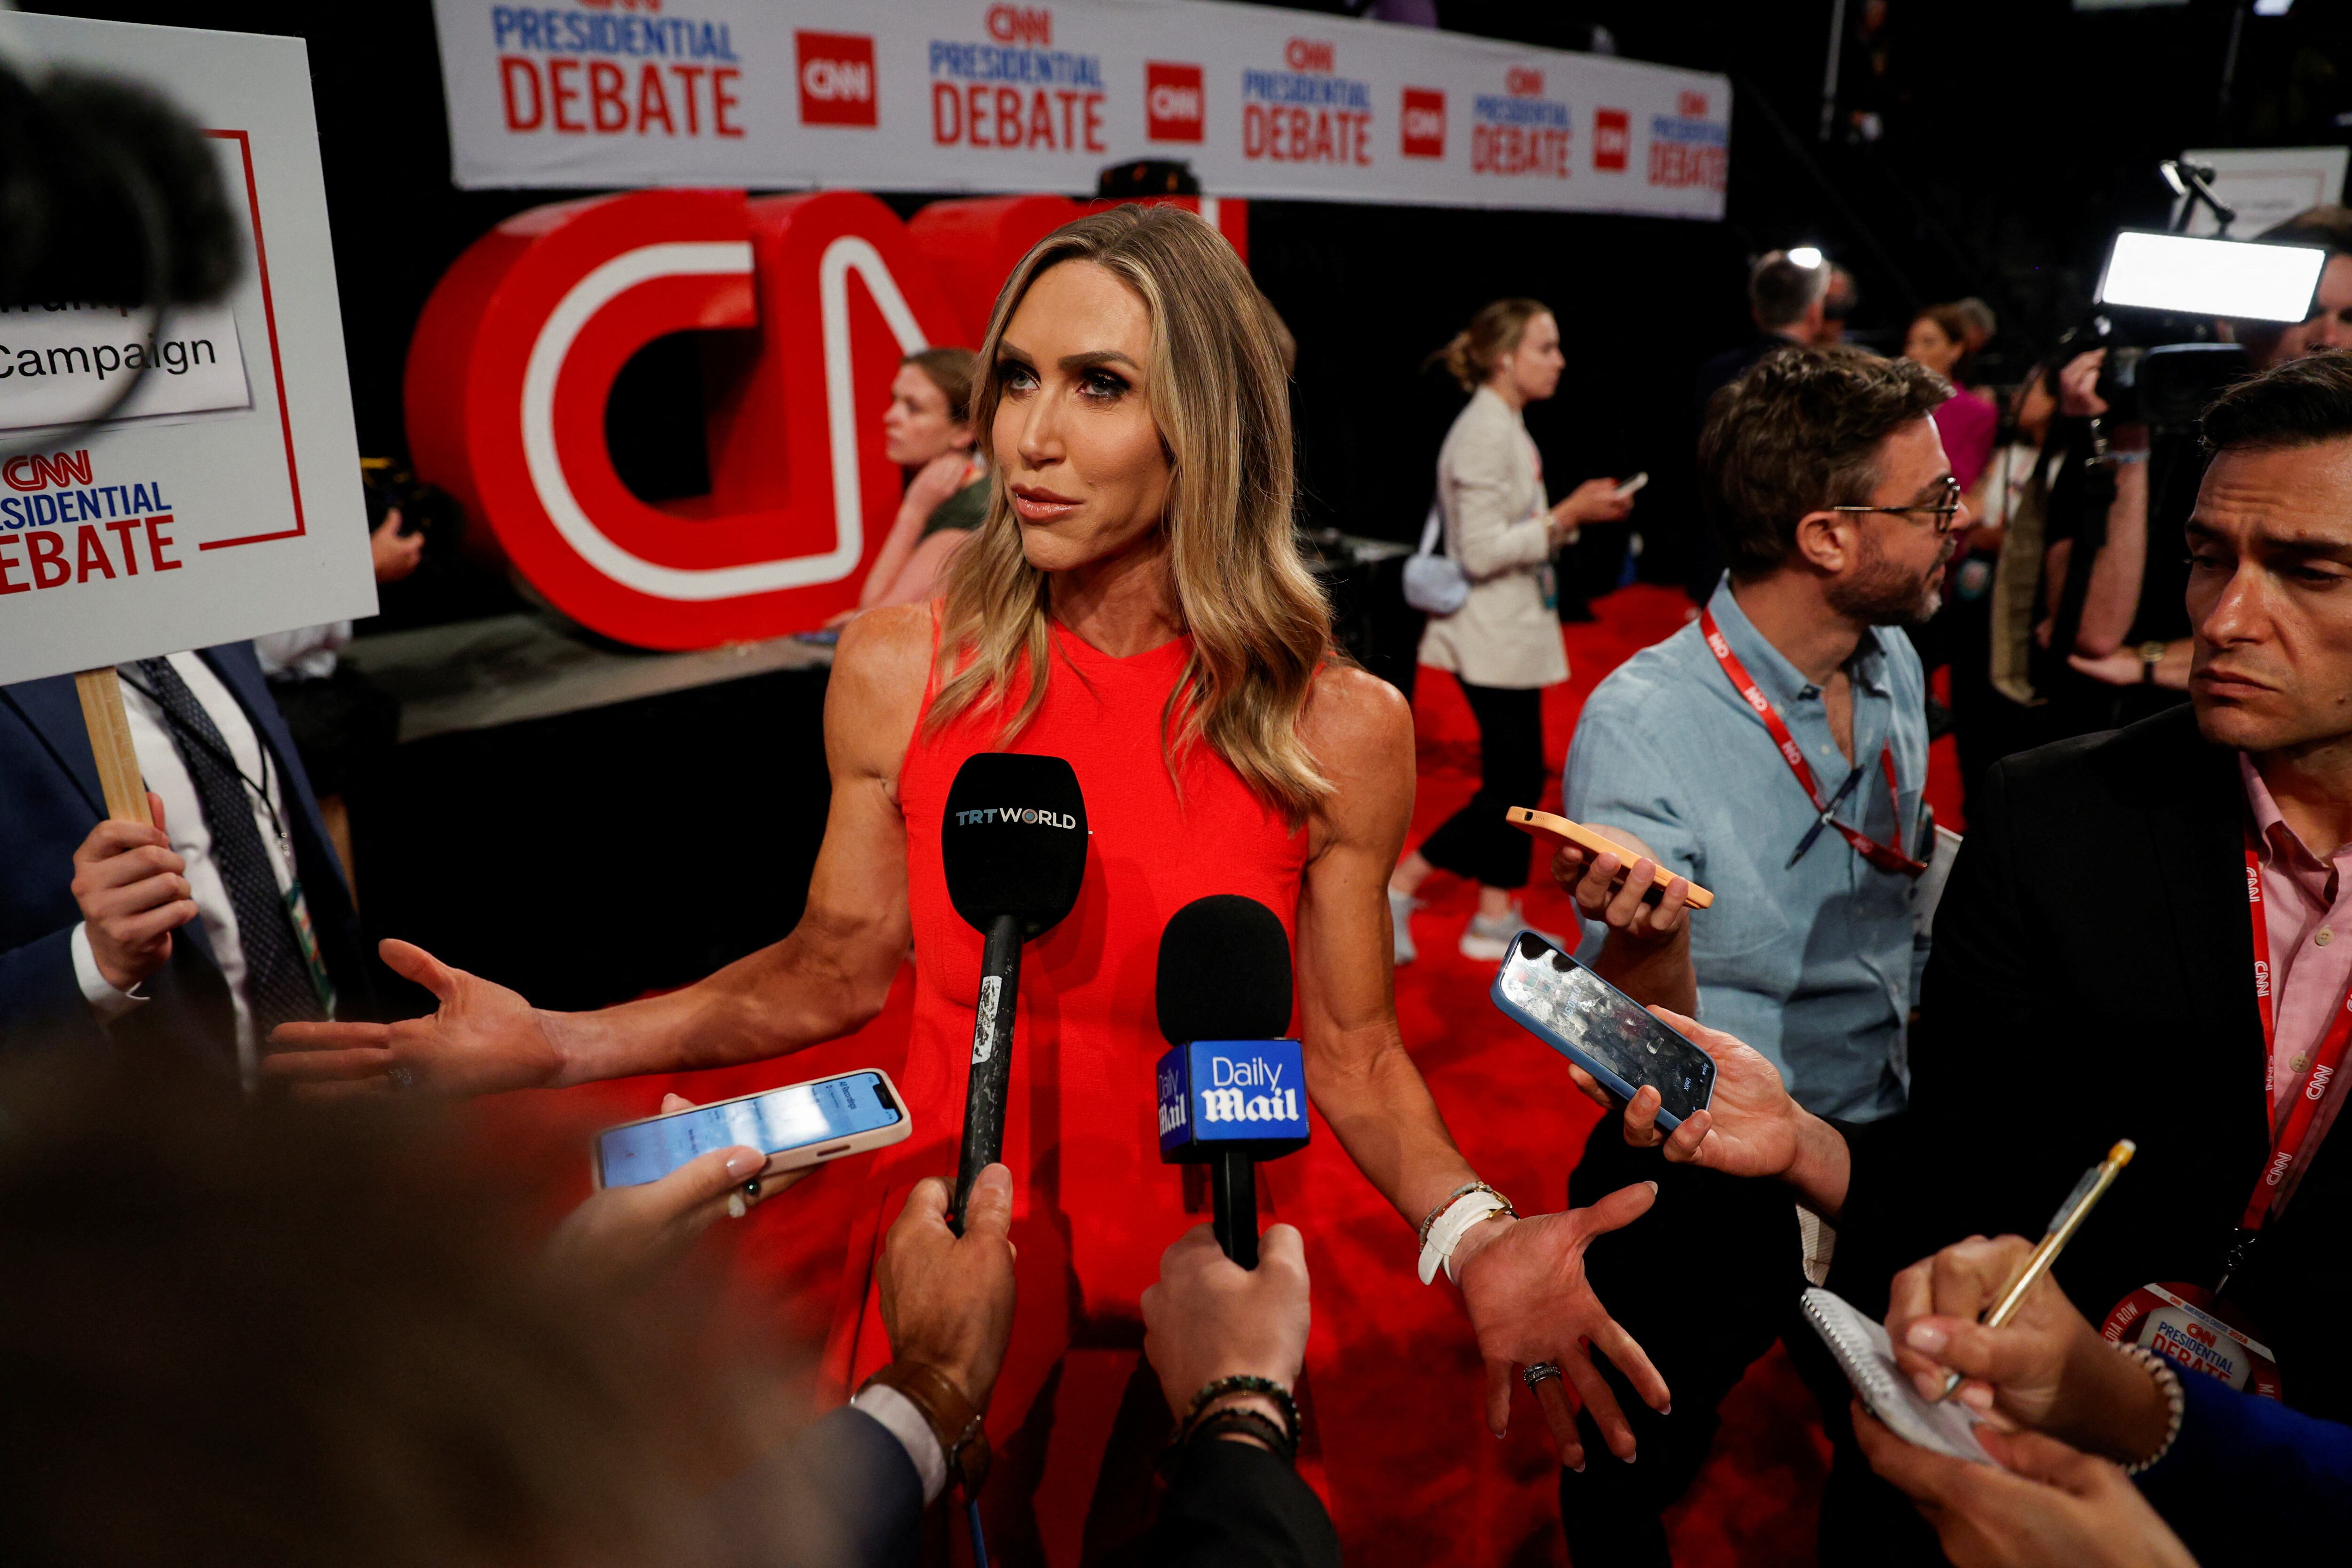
[1491, 931, 1716, 1130]
[592, 1069, 910, 1188]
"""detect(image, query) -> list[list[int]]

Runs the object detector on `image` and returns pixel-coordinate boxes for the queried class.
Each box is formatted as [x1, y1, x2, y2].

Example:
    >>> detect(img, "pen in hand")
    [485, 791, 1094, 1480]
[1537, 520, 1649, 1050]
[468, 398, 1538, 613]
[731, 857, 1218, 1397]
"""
[1935, 1138, 2137, 1402]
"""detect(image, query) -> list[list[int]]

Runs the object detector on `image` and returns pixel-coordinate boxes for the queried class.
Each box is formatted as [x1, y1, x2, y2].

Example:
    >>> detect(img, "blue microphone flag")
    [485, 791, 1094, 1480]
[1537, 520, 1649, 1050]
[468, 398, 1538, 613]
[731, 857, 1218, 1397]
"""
[1156, 1038, 1309, 1161]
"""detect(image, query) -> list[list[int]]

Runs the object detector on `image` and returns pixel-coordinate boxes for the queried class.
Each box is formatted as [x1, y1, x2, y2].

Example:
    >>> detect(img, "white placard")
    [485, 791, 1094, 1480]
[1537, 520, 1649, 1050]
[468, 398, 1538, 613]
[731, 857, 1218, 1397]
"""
[428, 0, 1730, 219]
[2174, 146, 2352, 239]
[0, 14, 375, 688]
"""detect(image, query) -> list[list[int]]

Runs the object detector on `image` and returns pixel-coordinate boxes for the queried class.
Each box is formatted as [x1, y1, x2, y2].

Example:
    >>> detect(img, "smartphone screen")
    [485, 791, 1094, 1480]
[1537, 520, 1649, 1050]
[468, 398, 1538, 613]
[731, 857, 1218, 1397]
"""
[1494, 933, 1715, 1125]
[596, 1073, 902, 1188]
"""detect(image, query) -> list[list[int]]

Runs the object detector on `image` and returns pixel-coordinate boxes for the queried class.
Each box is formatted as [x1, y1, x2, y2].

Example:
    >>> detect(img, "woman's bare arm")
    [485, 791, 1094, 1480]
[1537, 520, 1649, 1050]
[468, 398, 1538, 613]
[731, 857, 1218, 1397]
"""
[1294, 667, 1480, 1222]
[263, 607, 932, 1097]
[1293, 666, 1673, 1467]
[543, 607, 930, 1080]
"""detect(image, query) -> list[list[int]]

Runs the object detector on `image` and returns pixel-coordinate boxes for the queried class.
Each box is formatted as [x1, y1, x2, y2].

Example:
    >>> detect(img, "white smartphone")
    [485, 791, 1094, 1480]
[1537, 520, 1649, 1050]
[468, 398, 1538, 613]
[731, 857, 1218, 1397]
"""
[591, 1069, 912, 1189]
[1612, 472, 1650, 499]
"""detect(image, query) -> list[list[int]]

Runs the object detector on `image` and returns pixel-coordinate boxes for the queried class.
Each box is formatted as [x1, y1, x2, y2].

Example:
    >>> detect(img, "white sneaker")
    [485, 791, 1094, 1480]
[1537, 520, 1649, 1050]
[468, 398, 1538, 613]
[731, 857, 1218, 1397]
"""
[1459, 903, 1566, 962]
[1389, 888, 1419, 966]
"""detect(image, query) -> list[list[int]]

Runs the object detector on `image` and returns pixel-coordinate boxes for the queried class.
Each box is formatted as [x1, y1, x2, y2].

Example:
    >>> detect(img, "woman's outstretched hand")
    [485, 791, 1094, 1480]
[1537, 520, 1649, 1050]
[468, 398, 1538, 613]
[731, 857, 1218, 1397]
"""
[1449, 1183, 1670, 1472]
[263, 937, 565, 1099]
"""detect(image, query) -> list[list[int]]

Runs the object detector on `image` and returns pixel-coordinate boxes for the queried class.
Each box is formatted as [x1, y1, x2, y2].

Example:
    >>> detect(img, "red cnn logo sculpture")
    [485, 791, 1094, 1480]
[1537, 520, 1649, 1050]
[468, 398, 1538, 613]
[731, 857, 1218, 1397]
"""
[406, 189, 1242, 648]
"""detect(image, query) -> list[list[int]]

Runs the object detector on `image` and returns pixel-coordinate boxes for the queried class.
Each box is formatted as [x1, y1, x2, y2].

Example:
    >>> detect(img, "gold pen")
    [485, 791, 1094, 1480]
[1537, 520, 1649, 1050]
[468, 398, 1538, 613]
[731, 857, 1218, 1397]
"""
[1937, 1139, 2136, 1402]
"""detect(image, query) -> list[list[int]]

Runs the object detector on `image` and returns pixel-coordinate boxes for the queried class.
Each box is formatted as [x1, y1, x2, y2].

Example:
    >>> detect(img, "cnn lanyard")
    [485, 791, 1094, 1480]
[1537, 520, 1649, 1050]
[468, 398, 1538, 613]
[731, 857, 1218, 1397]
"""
[1698, 609, 1925, 878]
[2226, 832, 2352, 1283]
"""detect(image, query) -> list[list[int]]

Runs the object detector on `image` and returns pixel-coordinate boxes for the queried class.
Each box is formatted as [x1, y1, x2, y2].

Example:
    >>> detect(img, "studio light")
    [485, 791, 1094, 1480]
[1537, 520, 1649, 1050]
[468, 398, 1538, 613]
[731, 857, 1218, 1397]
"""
[2095, 230, 2325, 323]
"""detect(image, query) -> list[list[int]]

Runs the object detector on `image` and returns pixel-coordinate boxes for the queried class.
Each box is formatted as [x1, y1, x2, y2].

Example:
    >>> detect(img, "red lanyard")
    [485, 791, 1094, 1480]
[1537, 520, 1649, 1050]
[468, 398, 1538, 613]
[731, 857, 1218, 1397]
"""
[1699, 609, 1925, 878]
[2237, 832, 2352, 1236]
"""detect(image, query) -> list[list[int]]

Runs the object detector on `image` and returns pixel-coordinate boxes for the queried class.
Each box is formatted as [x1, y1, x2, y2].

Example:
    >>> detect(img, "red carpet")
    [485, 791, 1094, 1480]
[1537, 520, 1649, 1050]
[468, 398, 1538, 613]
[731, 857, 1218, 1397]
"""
[463, 584, 1956, 1566]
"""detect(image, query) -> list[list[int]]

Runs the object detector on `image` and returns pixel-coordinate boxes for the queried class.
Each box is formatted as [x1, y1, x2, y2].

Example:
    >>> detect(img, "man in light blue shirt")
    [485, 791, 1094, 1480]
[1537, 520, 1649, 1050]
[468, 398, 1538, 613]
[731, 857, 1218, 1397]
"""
[1564, 578, 1931, 1121]
[1546, 344, 1965, 1566]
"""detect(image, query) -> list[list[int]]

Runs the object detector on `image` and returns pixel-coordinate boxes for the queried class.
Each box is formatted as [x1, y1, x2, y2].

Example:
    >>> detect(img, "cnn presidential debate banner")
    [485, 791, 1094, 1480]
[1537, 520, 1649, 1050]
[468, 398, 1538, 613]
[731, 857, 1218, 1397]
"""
[428, 0, 1729, 217]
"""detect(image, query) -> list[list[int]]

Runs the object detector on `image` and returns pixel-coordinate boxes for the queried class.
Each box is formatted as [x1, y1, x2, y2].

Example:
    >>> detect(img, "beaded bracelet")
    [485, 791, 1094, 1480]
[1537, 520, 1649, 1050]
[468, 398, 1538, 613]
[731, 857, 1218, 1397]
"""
[2117, 1345, 2185, 1476]
[1188, 1407, 1298, 1466]
[1184, 1374, 1301, 1450]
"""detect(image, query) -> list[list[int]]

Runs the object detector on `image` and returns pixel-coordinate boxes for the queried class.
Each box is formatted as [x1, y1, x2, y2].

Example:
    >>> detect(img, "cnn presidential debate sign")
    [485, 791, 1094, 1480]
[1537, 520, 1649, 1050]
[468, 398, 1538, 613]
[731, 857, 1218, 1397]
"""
[405, 188, 1245, 647]
[411, 0, 1729, 649]
[0, 13, 373, 689]
[429, 0, 1730, 215]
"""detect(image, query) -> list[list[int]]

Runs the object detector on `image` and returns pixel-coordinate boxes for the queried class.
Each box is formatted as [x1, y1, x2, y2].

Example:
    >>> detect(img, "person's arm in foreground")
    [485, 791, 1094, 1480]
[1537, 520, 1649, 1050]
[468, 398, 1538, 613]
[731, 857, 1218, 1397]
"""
[540, 1093, 813, 1295]
[261, 608, 933, 1097]
[709, 1164, 1017, 1568]
[1854, 1409, 2196, 1568]
[1564, 1004, 1854, 1218]
[1885, 1234, 2352, 1559]
[1131, 1223, 1336, 1568]
[1292, 668, 1669, 1469]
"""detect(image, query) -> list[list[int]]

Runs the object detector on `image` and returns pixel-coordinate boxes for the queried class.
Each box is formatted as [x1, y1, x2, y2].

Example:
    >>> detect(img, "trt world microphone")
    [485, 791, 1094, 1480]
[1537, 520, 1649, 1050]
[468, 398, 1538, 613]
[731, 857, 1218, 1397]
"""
[1154, 895, 1309, 1268]
[941, 752, 1089, 1231]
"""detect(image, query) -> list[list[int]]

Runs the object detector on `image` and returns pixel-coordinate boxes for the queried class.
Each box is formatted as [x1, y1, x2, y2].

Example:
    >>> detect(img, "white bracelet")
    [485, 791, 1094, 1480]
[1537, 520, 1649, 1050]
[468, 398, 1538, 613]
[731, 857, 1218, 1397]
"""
[1417, 1183, 1517, 1285]
[2118, 1345, 2185, 1475]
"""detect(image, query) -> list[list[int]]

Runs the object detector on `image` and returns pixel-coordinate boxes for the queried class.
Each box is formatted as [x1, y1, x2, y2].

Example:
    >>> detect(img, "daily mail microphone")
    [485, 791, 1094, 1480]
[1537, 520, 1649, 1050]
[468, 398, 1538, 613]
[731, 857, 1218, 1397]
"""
[942, 752, 1089, 1232]
[1153, 895, 1309, 1268]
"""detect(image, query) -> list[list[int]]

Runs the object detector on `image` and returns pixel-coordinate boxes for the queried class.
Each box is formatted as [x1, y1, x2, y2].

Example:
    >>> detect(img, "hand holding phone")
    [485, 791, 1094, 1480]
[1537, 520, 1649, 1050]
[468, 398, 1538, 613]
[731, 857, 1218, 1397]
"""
[1612, 472, 1650, 500]
[548, 1092, 811, 1292]
[592, 1070, 911, 1189]
[1492, 932, 1716, 1131]
[1509, 808, 1714, 909]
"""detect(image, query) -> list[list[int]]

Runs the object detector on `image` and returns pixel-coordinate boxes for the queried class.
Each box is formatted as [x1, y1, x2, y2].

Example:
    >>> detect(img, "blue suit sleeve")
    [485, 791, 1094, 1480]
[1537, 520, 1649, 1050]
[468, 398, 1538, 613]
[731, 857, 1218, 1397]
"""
[2135, 1360, 2352, 1560]
[0, 924, 104, 1051]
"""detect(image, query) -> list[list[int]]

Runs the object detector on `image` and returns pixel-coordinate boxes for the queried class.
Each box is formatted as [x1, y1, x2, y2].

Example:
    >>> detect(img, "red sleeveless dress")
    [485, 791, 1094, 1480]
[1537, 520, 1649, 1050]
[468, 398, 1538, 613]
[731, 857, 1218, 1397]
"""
[823, 619, 1310, 1549]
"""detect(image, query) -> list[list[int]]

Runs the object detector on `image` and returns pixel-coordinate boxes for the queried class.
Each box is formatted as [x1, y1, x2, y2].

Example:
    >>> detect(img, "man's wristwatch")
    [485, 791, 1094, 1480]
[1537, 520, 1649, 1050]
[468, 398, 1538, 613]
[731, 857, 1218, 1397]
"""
[861, 1360, 991, 1496]
[2139, 640, 2168, 685]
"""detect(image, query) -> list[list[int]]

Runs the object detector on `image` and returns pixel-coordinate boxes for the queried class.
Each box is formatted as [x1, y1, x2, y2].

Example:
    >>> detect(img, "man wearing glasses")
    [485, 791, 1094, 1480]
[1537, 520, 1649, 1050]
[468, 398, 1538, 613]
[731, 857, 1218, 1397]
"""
[1539, 344, 1963, 1563]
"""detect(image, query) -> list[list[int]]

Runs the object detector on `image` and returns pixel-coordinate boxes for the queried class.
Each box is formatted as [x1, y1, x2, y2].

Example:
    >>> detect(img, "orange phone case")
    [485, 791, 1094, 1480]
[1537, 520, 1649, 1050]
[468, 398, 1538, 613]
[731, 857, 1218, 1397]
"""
[1504, 807, 1716, 909]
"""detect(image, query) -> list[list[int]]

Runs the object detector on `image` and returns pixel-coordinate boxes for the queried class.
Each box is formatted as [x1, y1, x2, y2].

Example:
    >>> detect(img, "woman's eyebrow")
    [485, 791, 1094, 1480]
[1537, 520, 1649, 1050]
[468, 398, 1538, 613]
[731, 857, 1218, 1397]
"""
[1057, 349, 1141, 372]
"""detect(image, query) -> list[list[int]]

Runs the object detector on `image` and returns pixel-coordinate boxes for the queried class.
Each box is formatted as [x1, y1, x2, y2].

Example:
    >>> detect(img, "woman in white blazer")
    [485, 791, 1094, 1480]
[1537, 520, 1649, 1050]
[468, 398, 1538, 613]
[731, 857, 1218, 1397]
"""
[1389, 299, 1634, 963]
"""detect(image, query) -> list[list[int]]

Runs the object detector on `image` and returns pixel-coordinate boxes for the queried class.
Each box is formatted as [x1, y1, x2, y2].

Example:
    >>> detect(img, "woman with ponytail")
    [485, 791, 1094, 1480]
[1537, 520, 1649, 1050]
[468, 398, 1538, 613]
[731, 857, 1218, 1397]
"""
[272, 209, 1672, 1549]
[1389, 299, 1635, 963]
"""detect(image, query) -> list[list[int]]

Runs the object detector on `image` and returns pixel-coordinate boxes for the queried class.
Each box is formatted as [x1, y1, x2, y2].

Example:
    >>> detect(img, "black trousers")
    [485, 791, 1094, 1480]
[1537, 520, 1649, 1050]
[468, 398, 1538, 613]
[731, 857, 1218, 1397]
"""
[1416, 681, 1545, 890]
[1552, 1116, 1932, 1567]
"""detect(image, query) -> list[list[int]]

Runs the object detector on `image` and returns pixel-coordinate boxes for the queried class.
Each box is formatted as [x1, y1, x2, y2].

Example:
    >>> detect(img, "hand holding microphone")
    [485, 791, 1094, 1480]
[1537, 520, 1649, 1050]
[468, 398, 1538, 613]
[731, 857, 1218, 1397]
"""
[940, 752, 1089, 1232]
[1154, 895, 1310, 1268]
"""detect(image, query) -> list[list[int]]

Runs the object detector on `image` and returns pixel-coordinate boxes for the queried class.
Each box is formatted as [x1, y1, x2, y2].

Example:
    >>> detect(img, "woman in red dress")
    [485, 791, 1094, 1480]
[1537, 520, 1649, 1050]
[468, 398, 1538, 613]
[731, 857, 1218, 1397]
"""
[271, 206, 1667, 1556]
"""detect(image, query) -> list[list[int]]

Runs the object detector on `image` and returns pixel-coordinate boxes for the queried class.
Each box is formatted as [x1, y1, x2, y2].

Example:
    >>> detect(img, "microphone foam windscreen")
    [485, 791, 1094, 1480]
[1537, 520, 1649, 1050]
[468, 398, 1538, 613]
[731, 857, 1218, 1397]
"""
[941, 753, 1089, 937]
[1156, 895, 1293, 1046]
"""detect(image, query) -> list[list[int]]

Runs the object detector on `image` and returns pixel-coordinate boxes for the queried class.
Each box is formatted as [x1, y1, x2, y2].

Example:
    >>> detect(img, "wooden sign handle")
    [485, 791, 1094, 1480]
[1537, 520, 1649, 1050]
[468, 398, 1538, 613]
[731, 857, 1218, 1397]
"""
[1505, 806, 1716, 910]
[74, 668, 154, 826]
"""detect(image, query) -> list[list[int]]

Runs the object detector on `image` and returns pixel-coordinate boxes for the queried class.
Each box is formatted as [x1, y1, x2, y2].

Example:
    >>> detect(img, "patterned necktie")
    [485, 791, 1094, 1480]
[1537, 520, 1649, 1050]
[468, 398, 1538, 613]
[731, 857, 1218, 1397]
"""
[130, 657, 321, 1036]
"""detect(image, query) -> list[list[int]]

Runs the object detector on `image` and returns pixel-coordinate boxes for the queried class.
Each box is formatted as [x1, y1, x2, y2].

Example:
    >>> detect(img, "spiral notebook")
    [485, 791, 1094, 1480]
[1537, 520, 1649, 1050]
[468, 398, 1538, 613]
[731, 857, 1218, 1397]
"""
[1800, 1287, 1997, 1466]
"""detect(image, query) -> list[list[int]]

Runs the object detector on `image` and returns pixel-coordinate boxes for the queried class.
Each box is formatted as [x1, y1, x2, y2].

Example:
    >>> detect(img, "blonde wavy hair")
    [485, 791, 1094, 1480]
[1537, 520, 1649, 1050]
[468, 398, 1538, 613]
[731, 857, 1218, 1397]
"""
[927, 205, 1336, 822]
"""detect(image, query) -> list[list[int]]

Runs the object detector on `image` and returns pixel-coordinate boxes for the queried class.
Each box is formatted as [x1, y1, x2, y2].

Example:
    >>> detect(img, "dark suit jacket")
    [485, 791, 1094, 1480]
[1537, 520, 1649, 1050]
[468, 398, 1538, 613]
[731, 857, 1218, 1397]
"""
[718, 1412, 1336, 1568]
[0, 643, 377, 1073]
[1122, 1436, 1339, 1568]
[1823, 705, 2352, 1558]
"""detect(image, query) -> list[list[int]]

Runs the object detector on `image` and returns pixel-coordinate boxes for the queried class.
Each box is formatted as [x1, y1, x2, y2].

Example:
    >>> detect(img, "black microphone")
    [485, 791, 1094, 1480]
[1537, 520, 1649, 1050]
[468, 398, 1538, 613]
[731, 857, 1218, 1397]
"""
[1154, 895, 1309, 1268]
[941, 752, 1089, 1232]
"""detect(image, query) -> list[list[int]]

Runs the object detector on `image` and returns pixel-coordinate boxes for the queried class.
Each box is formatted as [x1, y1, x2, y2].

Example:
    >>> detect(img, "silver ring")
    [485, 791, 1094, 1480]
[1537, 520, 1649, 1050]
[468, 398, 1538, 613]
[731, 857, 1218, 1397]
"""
[386, 1065, 415, 1093]
[1522, 1361, 1563, 1391]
